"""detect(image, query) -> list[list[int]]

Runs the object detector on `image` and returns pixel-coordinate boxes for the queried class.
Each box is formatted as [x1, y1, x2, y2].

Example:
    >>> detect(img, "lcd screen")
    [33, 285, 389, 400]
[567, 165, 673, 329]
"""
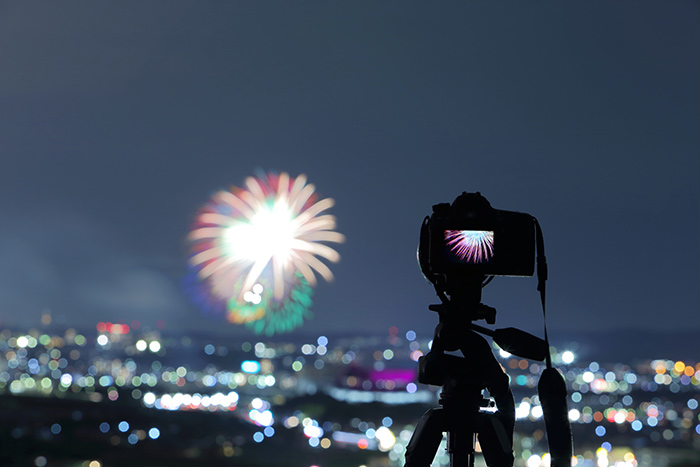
[444, 230, 495, 264]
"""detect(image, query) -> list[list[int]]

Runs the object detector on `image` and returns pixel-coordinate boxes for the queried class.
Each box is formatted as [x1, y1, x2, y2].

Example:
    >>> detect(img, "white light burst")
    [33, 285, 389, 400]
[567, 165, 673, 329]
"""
[188, 172, 345, 303]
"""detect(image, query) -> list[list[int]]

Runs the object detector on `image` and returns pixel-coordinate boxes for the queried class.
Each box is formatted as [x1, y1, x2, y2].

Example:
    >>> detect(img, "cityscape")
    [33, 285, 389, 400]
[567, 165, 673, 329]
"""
[0, 313, 697, 467]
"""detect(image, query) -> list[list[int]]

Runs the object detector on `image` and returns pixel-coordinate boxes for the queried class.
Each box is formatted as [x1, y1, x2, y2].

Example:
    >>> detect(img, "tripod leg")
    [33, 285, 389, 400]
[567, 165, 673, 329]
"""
[481, 370, 515, 467]
[461, 334, 515, 467]
[448, 430, 476, 467]
[405, 408, 446, 467]
[477, 414, 515, 467]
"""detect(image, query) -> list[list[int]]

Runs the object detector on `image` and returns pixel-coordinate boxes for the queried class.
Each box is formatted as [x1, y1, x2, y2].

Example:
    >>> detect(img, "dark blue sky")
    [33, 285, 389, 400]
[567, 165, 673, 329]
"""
[0, 2, 698, 344]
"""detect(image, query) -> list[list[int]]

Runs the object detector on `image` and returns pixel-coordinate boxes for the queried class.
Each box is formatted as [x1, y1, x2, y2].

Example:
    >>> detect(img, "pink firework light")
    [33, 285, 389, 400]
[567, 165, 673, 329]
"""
[445, 230, 494, 263]
[187, 172, 345, 307]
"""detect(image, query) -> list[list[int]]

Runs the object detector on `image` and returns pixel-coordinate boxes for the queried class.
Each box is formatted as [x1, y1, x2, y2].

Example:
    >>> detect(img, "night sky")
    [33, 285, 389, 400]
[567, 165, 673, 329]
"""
[1, 2, 698, 346]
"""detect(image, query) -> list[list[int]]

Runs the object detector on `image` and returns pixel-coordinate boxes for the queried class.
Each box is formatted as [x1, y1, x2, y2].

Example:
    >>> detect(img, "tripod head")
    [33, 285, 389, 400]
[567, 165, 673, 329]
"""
[408, 269, 518, 467]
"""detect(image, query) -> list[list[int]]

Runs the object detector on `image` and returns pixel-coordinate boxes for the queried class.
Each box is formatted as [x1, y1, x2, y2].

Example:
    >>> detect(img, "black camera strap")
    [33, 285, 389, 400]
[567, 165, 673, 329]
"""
[534, 217, 574, 466]
[534, 218, 551, 368]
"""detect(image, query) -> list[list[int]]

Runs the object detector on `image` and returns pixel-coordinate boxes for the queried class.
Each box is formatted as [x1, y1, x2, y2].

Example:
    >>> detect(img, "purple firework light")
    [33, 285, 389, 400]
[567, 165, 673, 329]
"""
[445, 230, 494, 263]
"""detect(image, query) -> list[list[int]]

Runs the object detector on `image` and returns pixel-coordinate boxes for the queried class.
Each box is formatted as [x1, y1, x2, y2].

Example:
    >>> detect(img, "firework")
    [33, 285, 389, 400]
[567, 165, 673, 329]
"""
[187, 172, 344, 334]
[445, 230, 494, 263]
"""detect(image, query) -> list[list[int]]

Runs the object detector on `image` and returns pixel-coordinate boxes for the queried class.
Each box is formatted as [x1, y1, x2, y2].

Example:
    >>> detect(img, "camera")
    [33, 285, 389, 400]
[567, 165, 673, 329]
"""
[407, 191, 573, 467]
[419, 192, 536, 279]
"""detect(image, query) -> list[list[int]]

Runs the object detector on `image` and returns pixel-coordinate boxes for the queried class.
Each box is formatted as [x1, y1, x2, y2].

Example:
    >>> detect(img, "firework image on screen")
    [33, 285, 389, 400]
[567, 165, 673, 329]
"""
[187, 172, 344, 335]
[444, 230, 494, 264]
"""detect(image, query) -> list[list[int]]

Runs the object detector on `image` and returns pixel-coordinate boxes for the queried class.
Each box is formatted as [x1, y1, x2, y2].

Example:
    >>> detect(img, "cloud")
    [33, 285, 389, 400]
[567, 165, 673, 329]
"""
[0, 235, 64, 324]
[75, 267, 189, 323]
[0, 208, 192, 330]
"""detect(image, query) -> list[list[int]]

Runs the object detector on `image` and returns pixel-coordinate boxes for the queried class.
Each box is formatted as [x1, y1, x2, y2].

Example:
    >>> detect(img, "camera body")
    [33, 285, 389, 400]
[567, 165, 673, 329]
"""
[419, 192, 536, 280]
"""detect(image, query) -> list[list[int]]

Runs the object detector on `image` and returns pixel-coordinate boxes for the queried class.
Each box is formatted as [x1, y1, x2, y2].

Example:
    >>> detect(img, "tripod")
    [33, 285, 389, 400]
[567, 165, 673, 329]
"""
[405, 275, 516, 467]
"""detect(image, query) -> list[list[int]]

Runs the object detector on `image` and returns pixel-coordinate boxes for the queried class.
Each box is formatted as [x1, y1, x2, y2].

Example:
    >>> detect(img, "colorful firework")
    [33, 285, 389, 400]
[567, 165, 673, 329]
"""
[187, 172, 344, 335]
[445, 230, 494, 263]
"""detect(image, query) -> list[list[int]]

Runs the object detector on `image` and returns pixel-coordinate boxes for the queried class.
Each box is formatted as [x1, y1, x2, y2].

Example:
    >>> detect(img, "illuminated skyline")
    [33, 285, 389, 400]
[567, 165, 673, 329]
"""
[0, 321, 697, 466]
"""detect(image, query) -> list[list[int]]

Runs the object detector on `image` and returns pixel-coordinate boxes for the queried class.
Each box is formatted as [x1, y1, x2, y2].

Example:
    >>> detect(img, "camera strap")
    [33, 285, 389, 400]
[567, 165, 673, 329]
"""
[534, 217, 574, 466]
[534, 218, 552, 369]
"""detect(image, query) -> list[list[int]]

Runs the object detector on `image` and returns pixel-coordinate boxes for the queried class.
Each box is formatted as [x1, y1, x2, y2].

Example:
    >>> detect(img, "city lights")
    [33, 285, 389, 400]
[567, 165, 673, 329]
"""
[0, 325, 696, 466]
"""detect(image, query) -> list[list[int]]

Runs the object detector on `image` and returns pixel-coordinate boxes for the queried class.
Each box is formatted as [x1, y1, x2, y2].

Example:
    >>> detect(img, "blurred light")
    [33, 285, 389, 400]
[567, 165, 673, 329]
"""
[317, 336, 328, 346]
[284, 416, 300, 428]
[97, 335, 109, 346]
[149, 341, 161, 352]
[148, 427, 160, 439]
[405, 330, 416, 341]
[375, 426, 396, 451]
[241, 361, 261, 374]
[135, 340, 148, 352]
[562, 351, 575, 364]
[118, 421, 129, 432]
[569, 409, 581, 421]
[304, 424, 324, 438]
[530, 406, 543, 419]
[252, 410, 273, 427]
[109, 323, 130, 334]
[516, 401, 531, 419]
[251, 398, 264, 410]
[143, 392, 156, 406]
[406, 383, 417, 393]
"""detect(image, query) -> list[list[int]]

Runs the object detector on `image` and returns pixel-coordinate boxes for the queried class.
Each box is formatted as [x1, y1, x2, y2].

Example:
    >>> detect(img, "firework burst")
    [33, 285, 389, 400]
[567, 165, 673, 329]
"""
[445, 230, 494, 263]
[187, 172, 344, 334]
